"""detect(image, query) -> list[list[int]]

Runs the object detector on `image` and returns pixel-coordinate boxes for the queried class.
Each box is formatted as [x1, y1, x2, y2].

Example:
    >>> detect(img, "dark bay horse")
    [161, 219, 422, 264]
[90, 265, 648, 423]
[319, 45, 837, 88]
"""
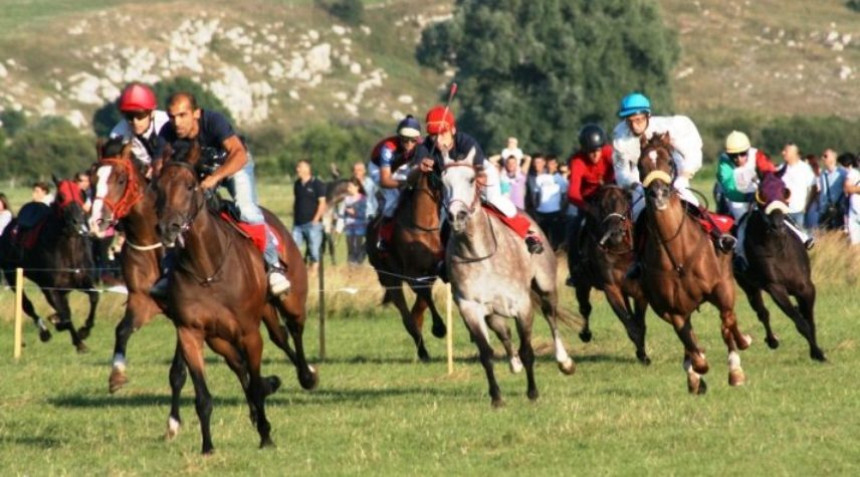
[0, 177, 98, 352]
[366, 171, 447, 362]
[152, 147, 316, 453]
[441, 157, 575, 407]
[637, 133, 751, 394]
[571, 185, 649, 364]
[735, 173, 825, 361]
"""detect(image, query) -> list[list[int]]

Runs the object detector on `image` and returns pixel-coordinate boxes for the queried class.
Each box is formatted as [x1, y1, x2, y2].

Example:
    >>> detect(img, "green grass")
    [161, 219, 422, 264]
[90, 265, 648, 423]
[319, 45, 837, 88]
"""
[1, 236, 859, 474]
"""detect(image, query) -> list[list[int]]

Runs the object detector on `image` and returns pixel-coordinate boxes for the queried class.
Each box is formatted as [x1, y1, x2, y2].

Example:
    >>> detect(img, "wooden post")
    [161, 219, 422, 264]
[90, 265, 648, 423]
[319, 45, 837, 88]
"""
[14, 267, 24, 360]
[446, 282, 453, 375]
[318, 247, 326, 361]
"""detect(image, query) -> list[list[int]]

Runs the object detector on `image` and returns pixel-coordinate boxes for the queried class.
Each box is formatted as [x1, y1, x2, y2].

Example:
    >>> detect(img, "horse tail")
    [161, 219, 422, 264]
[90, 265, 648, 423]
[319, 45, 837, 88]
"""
[528, 290, 584, 331]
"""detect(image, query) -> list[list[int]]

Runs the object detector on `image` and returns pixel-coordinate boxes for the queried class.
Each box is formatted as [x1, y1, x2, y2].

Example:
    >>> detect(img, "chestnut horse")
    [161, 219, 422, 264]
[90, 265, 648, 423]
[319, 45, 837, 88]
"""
[637, 133, 751, 394]
[734, 173, 825, 361]
[92, 139, 317, 443]
[152, 147, 315, 453]
[0, 177, 98, 352]
[366, 171, 447, 361]
[441, 156, 575, 407]
[571, 185, 650, 364]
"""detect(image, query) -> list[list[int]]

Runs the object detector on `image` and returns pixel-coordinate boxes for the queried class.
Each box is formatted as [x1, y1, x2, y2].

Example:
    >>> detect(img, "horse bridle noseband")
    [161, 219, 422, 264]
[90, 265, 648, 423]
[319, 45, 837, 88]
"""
[442, 162, 498, 263]
[95, 156, 145, 224]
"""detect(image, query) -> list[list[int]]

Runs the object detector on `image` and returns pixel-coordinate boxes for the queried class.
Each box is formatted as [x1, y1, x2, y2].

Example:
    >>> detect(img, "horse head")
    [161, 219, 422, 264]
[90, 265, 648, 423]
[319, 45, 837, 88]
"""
[89, 137, 145, 234]
[440, 147, 480, 233]
[154, 142, 206, 248]
[638, 132, 676, 211]
[595, 186, 633, 249]
[755, 172, 791, 234]
[53, 177, 88, 237]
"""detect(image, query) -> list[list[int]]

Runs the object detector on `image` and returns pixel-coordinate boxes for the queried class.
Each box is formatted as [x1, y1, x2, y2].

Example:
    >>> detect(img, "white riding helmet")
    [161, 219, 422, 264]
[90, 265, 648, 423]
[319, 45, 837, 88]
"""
[725, 131, 751, 154]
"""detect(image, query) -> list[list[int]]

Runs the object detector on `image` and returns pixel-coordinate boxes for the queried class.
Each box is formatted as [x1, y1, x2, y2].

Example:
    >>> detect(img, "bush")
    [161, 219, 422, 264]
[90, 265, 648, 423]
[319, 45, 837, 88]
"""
[0, 110, 27, 138]
[848, 0, 860, 13]
[1, 116, 94, 180]
[315, 0, 364, 25]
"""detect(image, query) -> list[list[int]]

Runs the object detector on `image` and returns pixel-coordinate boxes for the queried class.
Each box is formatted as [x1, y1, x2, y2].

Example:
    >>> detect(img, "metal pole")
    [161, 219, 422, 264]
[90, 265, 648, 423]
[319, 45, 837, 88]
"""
[14, 267, 24, 360]
[446, 282, 453, 375]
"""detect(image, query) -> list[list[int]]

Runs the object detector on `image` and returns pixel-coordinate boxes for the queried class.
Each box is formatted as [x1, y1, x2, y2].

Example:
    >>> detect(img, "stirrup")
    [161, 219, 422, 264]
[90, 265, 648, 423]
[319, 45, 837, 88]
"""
[804, 237, 815, 250]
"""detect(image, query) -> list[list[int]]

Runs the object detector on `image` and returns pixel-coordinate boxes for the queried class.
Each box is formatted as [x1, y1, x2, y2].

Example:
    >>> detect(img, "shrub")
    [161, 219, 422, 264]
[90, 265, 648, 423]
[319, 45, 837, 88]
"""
[315, 0, 364, 26]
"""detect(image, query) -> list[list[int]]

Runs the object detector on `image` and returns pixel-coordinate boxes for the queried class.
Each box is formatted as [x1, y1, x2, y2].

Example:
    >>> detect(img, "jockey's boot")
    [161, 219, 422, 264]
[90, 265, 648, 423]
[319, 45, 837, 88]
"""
[435, 259, 449, 283]
[525, 230, 544, 254]
[267, 265, 291, 296]
[684, 200, 736, 253]
[625, 261, 642, 280]
[149, 251, 177, 299]
[376, 217, 395, 251]
[784, 216, 815, 250]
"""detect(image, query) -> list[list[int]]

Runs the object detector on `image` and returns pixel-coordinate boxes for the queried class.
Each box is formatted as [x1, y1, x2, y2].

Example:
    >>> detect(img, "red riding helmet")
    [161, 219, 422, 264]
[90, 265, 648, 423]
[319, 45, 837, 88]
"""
[425, 105, 455, 135]
[118, 83, 157, 112]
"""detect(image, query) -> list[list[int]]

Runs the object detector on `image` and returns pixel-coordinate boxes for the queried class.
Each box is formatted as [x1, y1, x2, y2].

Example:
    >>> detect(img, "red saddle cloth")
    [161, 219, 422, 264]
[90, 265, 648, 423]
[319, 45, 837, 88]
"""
[698, 213, 734, 234]
[219, 212, 283, 255]
[482, 205, 531, 239]
[10, 220, 47, 251]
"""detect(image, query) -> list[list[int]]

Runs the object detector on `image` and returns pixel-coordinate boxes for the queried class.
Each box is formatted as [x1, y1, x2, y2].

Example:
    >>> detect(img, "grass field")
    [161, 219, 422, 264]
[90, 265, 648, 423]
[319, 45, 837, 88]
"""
[1, 175, 860, 474]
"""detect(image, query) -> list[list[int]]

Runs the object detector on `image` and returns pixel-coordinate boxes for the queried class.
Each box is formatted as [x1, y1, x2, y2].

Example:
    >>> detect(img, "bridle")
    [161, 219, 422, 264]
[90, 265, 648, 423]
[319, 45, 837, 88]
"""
[442, 162, 483, 218]
[95, 156, 144, 224]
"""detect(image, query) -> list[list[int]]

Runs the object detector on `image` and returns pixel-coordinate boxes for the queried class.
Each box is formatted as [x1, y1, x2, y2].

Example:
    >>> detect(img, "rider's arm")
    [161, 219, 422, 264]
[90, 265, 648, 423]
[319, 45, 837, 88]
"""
[211, 135, 248, 182]
[716, 155, 751, 202]
[567, 160, 588, 210]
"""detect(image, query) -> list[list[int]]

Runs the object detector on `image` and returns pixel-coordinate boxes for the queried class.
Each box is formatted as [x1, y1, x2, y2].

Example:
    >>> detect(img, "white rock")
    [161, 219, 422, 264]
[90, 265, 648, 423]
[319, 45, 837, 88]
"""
[843, 34, 852, 46]
[826, 31, 839, 43]
[0, 63, 6, 78]
[832, 42, 844, 51]
[676, 66, 694, 79]
[67, 110, 88, 128]
[360, 25, 371, 35]
[332, 25, 346, 36]
[308, 29, 320, 41]
[39, 97, 57, 116]
[341, 38, 352, 46]
[397, 94, 413, 104]
[306, 43, 332, 75]
[350, 62, 362, 75]
[289, 90, 300, 100]
[344, 103, 358, 116]
[333, 91, 349, 101]
[839, 65, 853, 80]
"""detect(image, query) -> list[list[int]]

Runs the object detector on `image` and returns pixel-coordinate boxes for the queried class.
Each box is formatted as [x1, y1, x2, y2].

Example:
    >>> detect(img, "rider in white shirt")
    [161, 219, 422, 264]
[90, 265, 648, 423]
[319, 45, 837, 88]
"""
[611, 93, 735, 277]
[109, 83, 169, 170]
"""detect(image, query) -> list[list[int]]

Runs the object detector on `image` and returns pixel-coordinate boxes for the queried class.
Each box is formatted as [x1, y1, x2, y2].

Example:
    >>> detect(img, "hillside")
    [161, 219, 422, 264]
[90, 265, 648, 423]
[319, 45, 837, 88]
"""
[1, 0, 859, 136]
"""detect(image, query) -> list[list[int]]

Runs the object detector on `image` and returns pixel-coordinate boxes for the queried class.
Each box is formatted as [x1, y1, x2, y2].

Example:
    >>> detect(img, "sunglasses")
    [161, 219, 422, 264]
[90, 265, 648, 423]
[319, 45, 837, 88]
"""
[123, 111, 150, 121]
[400, 136, 419, 144]
[728, 150, 748, 159]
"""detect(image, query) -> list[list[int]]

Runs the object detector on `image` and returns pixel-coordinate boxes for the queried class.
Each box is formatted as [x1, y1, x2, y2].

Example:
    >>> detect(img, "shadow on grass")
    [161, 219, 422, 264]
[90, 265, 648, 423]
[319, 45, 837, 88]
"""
[0, 434, 62, 449]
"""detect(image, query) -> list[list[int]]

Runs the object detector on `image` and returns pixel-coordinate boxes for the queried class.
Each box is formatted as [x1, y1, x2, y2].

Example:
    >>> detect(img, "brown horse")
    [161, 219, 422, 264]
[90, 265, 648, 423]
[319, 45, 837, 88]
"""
[0, 176, 98, 352]
[734, 173, 825, 361]
[637, 133, 751, 394]
[92, 139, 317, 440]
[571, 185, 650, 364]
[151, 146, 315, 453]
[366, 171, 446, 362]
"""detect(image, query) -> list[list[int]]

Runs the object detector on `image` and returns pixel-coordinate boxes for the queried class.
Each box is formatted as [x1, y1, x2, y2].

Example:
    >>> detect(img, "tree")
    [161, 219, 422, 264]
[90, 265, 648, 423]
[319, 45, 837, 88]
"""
[315, 0, 364, 25]
[417, 0, 679, 155]
[3, 116, 94, 180]
[91, 77, 234, 137]
[0, 109, 27, 138]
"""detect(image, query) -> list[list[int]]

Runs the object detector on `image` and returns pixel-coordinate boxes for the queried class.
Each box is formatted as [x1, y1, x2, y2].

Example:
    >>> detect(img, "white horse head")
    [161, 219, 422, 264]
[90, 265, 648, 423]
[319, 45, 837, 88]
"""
[440, 147, 478, 233]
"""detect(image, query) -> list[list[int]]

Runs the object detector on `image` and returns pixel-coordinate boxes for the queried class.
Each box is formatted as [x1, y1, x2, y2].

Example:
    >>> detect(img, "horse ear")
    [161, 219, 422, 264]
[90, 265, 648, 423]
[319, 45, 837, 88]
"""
[121, 142, 134, 160]
[639, 134, 649, 149]
[186, 141, 201, 166]
[660, 132, 672, 147]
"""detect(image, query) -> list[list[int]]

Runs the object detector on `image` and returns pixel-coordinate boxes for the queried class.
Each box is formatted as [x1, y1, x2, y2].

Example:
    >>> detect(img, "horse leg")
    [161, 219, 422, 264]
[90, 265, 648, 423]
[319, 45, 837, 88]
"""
[631, 296, 650, 365]
[459, 300, 503, 407]
[605, 285, 649, 364]
[515, 311, 539, 401]
[766, 283, 826, 361]
[278, 299, 319, 390]
[574, 283, 593, 342]
[166, 339, 187, 440]
[44, 290, 87, 353]
[23, 290, 51, 342]
[208, 335, 281, 427]
[684, 353, 707, 395]
[535, 290, 576, 375]
[262, 306, 298, 365]
[795, 288, 825, 361]
[240, 330, 275, 448]
[414, 283, 446, 339]
[670, 314, 708, 375]
[391, 285, 429, 362]
[486, 314, 520, 373]
[109, 294, 161, 393]
[739, 281, 779, 349]
[76, 287, 100, 340]
[177, 327, 215, 454]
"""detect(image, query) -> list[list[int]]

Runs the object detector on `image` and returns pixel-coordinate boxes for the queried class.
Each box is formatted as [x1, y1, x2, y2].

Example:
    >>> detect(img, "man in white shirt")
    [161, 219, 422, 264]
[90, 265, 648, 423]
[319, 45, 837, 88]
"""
[779, 143, 816, 230]
[109, 83, 169, 170]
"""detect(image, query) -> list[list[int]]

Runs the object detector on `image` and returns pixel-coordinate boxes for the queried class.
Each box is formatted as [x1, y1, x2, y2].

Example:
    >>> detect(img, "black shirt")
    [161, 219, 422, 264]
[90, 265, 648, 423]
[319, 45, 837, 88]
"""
[293, 176, 326, 226]
[159, 109, 237, 163]
[413, 131, 485, 173]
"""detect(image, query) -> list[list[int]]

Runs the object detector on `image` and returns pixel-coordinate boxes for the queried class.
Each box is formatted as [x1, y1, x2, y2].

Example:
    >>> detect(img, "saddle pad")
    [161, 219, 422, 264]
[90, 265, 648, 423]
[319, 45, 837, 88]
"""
[11, 220, 47, 251]
[218, 212, 282, 255]
[482, 205, 530, 239]
[698, 214, 734, 235]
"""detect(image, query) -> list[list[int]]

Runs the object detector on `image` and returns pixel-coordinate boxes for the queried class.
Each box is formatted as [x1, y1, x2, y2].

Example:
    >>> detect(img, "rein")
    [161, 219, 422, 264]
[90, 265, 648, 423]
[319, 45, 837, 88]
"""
[96, 156, 144, 222]
[443, 163, 497, 263]
[646, 191, 690, 277]
[399, 174, 442, 233]
[450, 208, 499, 264]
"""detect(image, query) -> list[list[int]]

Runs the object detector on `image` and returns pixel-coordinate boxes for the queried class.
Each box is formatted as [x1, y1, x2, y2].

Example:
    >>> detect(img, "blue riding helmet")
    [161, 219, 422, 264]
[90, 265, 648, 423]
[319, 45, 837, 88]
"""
[397, 115, 421, 138]
[617, 93, 652, 118]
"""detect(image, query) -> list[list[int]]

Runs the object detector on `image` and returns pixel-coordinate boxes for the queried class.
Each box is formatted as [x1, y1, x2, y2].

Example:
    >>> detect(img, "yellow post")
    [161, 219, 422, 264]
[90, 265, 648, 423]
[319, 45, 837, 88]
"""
[446, 282, 453, 375]
[14, 267, 24, 360]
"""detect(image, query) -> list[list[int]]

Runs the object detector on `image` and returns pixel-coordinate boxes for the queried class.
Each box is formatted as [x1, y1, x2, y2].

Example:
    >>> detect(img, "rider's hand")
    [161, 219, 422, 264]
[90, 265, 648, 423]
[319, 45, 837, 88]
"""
[419, 158, 434, 173]
[200, 175, 220, 190]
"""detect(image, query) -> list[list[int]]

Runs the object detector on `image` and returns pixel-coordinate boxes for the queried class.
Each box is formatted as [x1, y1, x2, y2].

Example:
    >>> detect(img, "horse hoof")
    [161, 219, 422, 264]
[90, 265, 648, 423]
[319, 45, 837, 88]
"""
[165, 416, 181, 440]
[266, 375, 282, 395]
[77, 327, 91, 340]
[55, 320, 71, 332]
[509, 357, 524, 374]
[491, 398, 505, 408]
[431, 323, 447, 339]
[47, 313, 61, 325]
[691, 355, 709, 375]
[558, 359, 576, 376]
[766, 336, 780, 350]
[527, 389, 539, 401]
[300, 365, 319, 391]
[739, 334, 753, 350]
[728, 369, 746, 387]
[687, 375, 708, 395]
[109, 369, 128, 394]
[259, 437, 275, 449]
[39, 329, 52, 342]
[636, 351, 651, 366]
[578, 330, 593, 343]
[418, 348, 431, 363]
[76, 343, 89, 354]
[811, 349, 827, 362]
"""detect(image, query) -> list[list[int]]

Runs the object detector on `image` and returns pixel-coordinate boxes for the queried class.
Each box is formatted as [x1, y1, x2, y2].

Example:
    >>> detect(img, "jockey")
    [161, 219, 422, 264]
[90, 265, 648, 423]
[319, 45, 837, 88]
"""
[109, 83, 170, 171]
[612, 92, 736, 277]
[716, 130, 814, 270]
[566, 124, 615, 282]
[150, 91, 289, 298]
[415, 105, 544, 257]
[370, 115, 422, 251]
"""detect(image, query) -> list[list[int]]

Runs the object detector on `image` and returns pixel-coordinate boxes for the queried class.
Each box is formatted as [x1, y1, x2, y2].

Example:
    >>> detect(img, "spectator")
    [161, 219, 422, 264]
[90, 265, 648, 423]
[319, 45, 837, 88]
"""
[811, 149, 846, 231]
[779, 143, 816, 230]
[75, 171, 93, 213]
[500, 154, 530, 211]
[352, 161, 377, 220]
[528, 155, 566, 249]
[293, 159, 327, 272]
[32, 181, 54, 205]
[500, 137, 523, 164]
[0, 193, 13, 235]
[341, 177, 368, 265]
[841, 153, 860, 244]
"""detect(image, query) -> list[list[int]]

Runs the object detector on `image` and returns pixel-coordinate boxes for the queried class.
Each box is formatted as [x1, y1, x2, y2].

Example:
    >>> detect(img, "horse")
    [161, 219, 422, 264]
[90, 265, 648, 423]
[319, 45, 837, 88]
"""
[637, 132, 751, 394]
[365, 171, 447, 362]
[151, 145, 316, 453]
[734, 173, 825, 361]
[571, 185, 650, 364]
[441, 154, 575, 407]
[0, 177, 98, 352]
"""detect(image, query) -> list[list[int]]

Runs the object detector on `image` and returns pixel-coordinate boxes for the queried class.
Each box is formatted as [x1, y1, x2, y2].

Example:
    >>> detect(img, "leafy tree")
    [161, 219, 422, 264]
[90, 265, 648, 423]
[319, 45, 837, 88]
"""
[0, 109, 27, 138]
[315, 0, 364, 25]
[417, 0, 679, 155]
[91, 77, 234, 137]
[3, 116, 93, 180]
[271, 122, 384, 178]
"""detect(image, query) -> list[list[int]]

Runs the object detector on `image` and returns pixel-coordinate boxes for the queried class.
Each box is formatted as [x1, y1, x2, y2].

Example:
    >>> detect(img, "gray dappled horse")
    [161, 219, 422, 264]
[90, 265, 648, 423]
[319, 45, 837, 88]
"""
[441, 151, 575, 407]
